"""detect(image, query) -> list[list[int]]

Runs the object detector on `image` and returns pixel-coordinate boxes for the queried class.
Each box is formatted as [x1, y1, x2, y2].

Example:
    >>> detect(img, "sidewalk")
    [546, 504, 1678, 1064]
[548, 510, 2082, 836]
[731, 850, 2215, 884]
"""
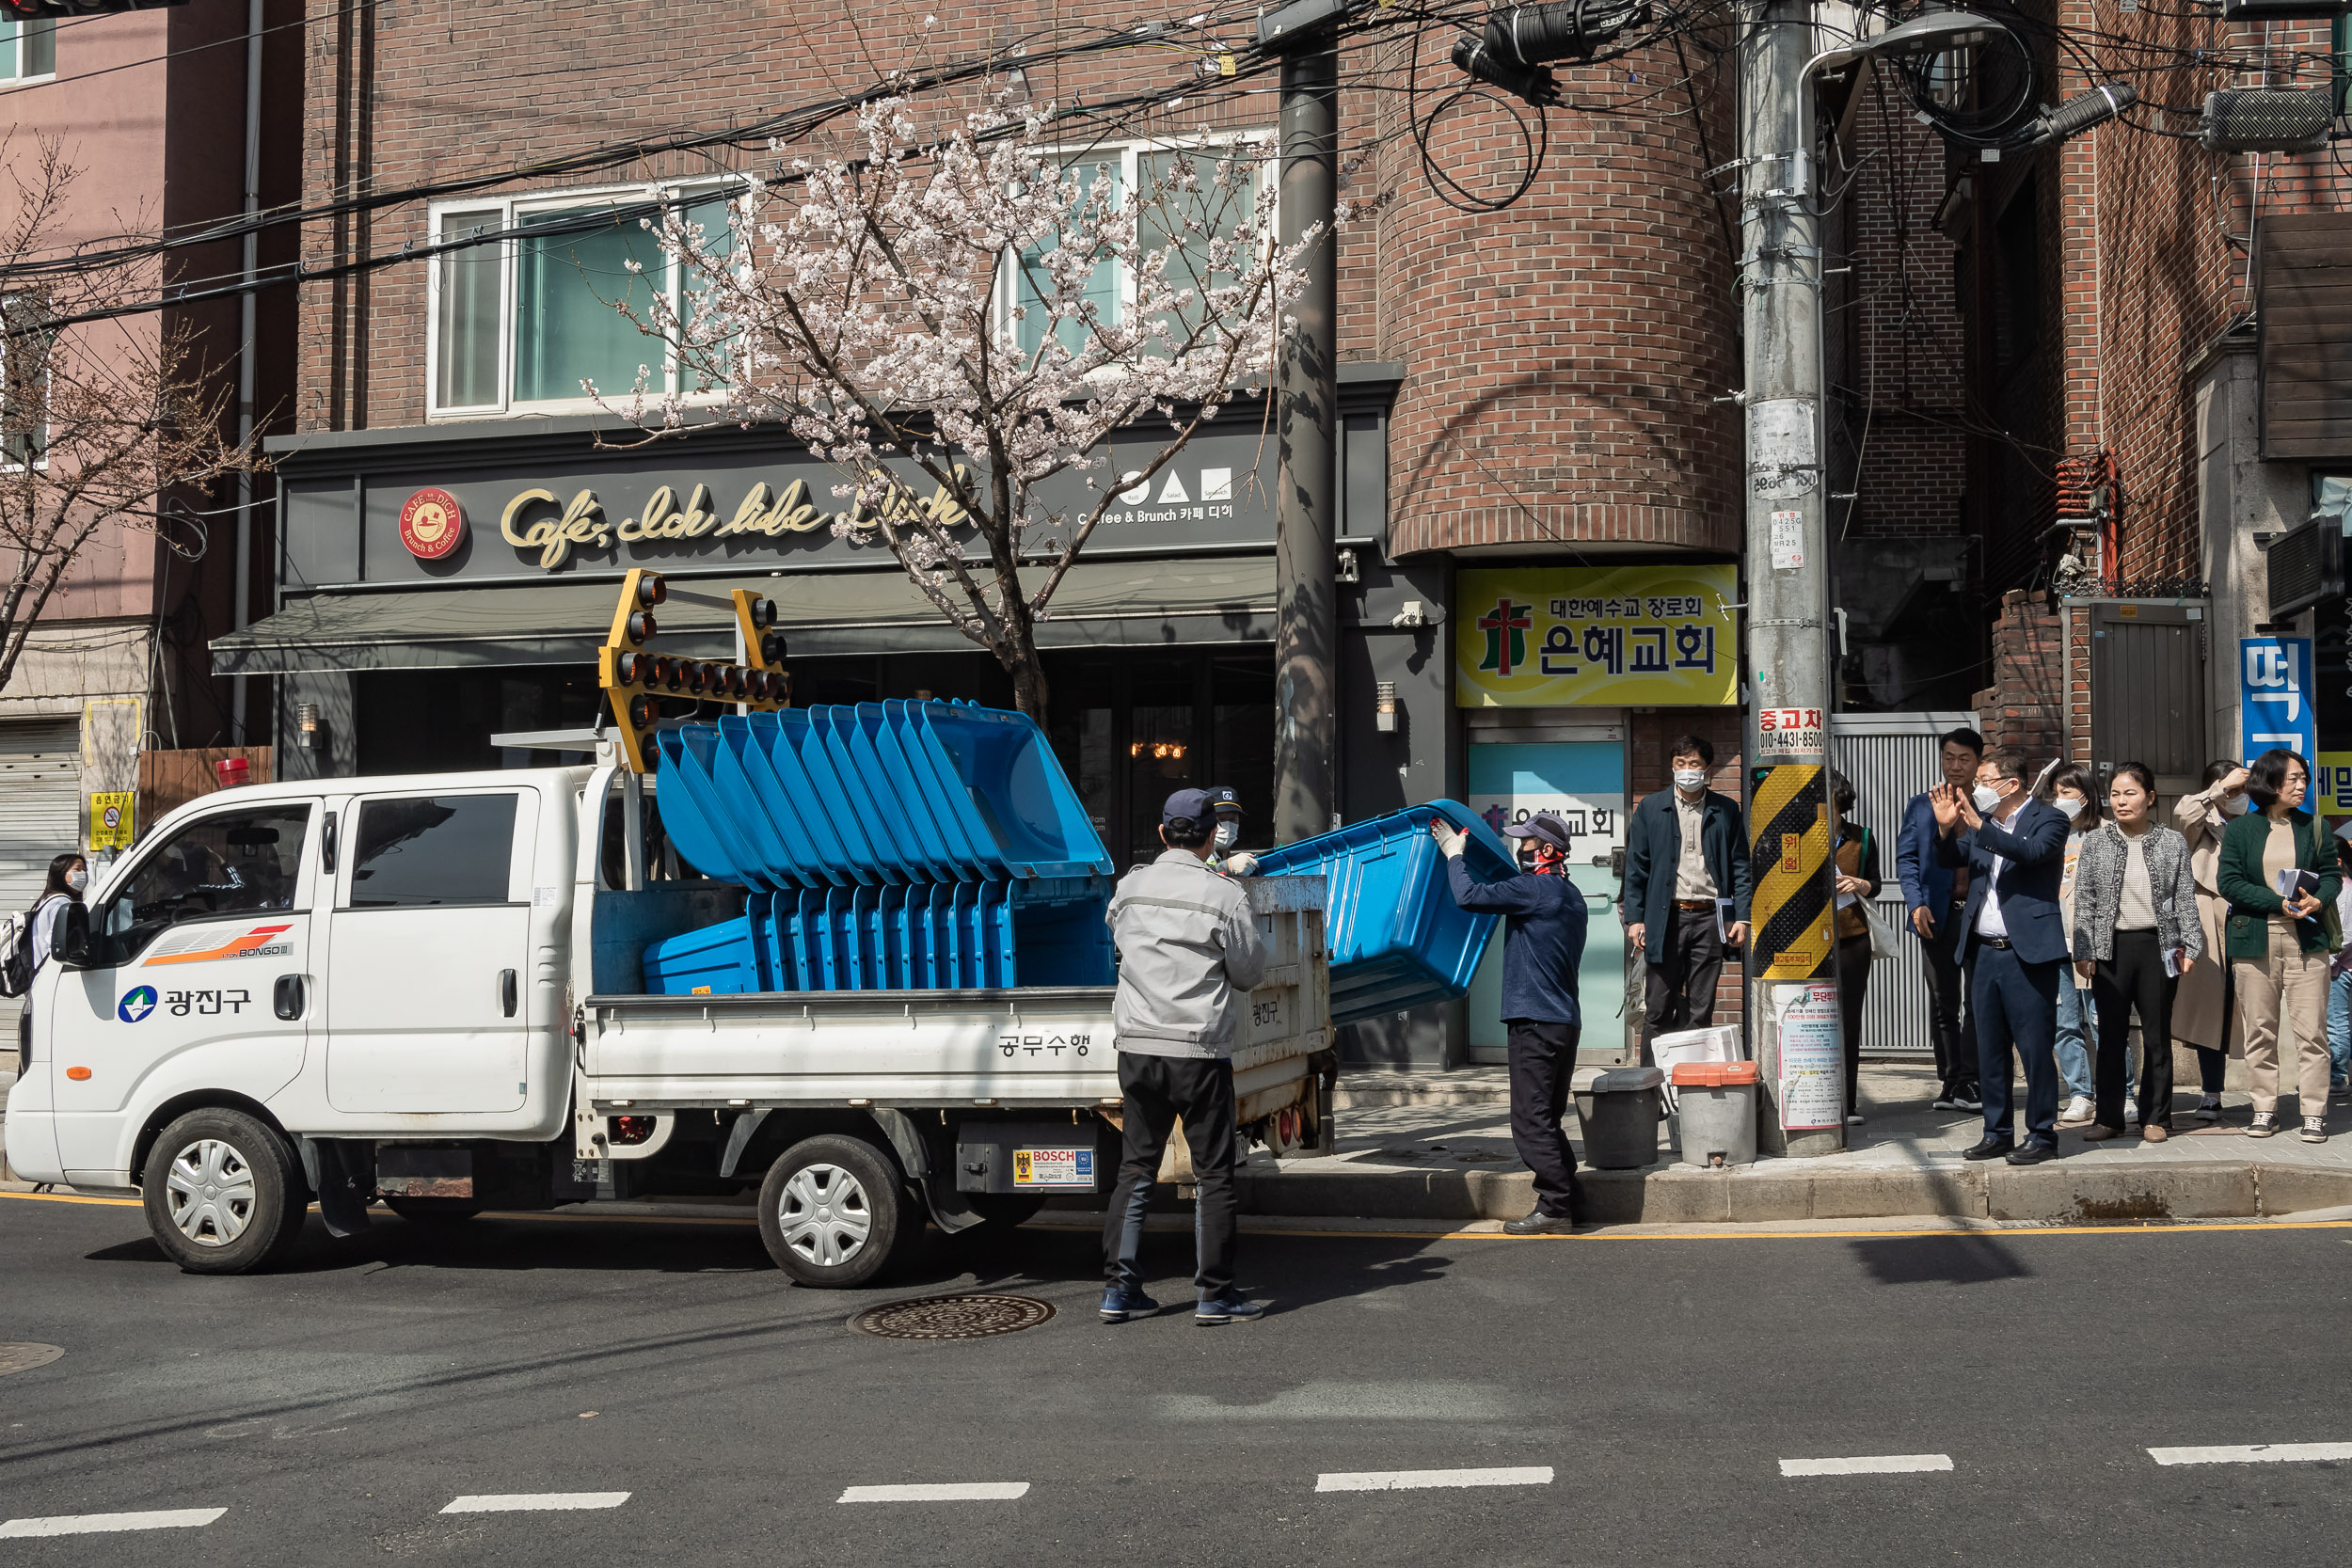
[1227, 1061, 2352, 1224]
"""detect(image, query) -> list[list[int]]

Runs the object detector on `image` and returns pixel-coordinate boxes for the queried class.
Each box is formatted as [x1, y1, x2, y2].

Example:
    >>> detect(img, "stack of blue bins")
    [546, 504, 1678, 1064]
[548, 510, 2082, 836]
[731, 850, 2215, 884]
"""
[640, 700, 1116, 993]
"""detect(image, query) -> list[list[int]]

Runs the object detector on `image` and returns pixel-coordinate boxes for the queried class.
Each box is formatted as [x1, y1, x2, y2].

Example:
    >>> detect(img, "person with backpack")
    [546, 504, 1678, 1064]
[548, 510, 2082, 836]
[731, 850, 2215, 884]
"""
[28, 852, 86, 971]
[1831, 774, 1883, 1125]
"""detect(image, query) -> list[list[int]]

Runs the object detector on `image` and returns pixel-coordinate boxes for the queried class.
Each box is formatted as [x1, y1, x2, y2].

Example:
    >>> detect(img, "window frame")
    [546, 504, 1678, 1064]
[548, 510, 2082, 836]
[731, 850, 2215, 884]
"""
[1, 298, 53, 472]
[87, 800, 318, 968]
[423, 178, 745, 420]
[991, 132, 1277, 360]
[340, 788, 529, 911]
[0, 14, 56, 87]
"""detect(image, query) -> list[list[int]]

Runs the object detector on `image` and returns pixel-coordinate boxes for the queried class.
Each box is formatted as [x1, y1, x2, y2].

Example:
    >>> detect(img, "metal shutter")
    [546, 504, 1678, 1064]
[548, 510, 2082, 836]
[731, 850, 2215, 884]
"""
[1831, 715, 1976, 1058]
[0, 718, 84, 1030]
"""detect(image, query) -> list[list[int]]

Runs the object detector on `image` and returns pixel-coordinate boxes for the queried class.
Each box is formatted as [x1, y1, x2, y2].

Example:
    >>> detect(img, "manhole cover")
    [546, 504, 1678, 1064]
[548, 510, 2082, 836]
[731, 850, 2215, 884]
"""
[850, 1294, 1056, 1340]
[0, 1344, 64, 1377]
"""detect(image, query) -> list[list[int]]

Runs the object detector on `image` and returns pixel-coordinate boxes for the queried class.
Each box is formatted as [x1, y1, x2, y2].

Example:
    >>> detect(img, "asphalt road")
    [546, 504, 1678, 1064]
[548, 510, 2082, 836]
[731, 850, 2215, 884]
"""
[6, 1196, 2352, 1565]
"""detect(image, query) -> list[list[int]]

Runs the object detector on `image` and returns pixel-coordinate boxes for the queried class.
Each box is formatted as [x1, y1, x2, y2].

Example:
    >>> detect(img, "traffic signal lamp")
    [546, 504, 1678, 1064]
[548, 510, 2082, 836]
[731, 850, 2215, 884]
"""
[598, 569, 794, 774]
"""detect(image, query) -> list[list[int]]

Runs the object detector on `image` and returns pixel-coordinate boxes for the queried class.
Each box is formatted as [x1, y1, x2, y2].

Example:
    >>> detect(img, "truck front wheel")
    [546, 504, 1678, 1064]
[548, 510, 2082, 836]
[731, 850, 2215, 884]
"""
[140, 1108, 308, 1275]
[756, 1134, 908, 1288]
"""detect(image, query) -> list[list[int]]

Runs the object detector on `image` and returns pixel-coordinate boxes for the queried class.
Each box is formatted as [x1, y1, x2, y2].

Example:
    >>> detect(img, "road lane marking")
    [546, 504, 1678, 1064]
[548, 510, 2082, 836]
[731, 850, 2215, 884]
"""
[0, 1509, 227, 1538]
[1315, 1466, 1554, 1493]
[440, 1494, 630, 1513]
[1781, 1454, 1953, 1477]
[2150, 1444, 2352, 1465]
[837, 1483, 1029, 1503]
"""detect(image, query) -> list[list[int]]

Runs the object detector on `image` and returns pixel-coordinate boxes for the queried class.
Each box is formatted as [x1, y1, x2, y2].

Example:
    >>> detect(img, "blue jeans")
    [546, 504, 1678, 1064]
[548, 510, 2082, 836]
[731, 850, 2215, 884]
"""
[2056, 964, 2132, 1103]
[2328, 966, 2352, 1090]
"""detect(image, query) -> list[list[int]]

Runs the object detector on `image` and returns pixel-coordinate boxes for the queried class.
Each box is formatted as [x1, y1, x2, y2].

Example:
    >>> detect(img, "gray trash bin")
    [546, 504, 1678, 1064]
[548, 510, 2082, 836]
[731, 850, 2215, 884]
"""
[1671, 1061, 1758, 1168]
[1572, 1064, 1665, 1169]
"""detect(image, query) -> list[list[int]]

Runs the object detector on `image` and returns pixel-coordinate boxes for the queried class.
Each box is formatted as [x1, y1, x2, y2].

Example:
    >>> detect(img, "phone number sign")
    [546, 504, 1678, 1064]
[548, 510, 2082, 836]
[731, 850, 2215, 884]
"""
[1455, 565, 1739, 708]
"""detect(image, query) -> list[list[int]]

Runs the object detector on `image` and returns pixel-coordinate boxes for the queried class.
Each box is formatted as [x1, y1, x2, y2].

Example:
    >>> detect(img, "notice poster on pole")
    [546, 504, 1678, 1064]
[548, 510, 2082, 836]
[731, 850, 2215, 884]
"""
[1773, 981, 1842, 1132]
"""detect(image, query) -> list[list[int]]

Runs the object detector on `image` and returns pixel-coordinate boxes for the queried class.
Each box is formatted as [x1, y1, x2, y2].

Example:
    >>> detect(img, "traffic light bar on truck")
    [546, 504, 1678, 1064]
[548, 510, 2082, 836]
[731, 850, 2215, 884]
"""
[597, 568, 793, 773]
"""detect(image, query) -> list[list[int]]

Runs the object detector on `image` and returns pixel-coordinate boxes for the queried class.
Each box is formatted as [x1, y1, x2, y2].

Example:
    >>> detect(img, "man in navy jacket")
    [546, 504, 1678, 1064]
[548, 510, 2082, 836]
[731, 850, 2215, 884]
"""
[1933, 745, 2071, 1163]
[1898, 726, 1986, 1111]
[1435, 812, 1589, 1233]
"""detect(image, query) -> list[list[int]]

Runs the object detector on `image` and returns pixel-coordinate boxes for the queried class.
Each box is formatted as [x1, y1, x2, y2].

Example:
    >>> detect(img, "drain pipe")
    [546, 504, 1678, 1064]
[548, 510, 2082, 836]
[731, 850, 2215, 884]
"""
[230, 0, 262, 744]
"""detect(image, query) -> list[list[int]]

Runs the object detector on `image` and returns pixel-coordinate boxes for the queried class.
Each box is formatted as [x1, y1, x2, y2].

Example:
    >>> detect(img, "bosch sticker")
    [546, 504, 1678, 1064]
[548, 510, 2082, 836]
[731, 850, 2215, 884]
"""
[117, 986, 158, 1023]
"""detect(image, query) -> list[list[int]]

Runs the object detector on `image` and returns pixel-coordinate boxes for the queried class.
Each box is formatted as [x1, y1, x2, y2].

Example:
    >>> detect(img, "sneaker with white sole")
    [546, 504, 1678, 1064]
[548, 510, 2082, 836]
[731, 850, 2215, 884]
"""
[2124, 1101, 2140, 1126]
[2196, 1095, 2222, 1122]
[2058, 1095, 2094, 1127]
[2304, 1117, 2328, 1145]
[1931, 1097, 1957, 1111]
[2249, 1111, 2279, 1139]
[1954, 1092, 1983, 1112]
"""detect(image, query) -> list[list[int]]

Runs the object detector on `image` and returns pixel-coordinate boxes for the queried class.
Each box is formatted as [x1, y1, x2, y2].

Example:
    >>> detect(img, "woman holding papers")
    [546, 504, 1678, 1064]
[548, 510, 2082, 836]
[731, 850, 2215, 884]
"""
[2070, 764, 2200, 1141]
[2217, 749, 2342, 1142]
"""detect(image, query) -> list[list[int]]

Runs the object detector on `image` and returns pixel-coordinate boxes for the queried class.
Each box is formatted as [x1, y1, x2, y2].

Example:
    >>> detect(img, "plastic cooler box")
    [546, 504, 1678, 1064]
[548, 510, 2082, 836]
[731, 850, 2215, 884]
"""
[1246, 800, 1517, 1026]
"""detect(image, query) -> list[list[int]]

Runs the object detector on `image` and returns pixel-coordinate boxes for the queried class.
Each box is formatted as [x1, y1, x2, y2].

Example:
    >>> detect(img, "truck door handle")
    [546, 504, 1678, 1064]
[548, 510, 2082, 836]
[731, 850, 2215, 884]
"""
[500, 969, 518, 1018]
[273, 974, 306, 1021]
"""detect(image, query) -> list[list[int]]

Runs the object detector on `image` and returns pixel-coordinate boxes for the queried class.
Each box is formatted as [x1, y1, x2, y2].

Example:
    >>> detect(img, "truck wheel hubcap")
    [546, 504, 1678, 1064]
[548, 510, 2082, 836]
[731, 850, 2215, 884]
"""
[778, 1164, 871, 1268]
[165, 1138, 257, 1247]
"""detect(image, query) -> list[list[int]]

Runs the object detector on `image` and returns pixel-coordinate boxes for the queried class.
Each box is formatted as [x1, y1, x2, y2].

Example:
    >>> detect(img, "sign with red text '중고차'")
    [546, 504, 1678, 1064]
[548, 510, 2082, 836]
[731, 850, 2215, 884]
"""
[1454, 565, 1739, 707]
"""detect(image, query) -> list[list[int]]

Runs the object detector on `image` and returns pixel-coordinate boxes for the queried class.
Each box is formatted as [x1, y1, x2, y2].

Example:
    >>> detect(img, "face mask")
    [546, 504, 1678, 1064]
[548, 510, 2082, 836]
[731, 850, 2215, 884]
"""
[1213, 821, 1238, 851]
[2053, 798, 2084, 821]
[1972, 784, 2005, 813]
[1673, 768, 1707, 792]
[65, 869, 87, 892]
[2225, 795, 2252, 816]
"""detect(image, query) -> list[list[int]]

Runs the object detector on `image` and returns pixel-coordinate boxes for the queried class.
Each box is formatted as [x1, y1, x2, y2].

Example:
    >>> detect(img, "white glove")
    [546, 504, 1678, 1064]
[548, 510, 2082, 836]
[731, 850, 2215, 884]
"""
[1432, 824, 1467, 860]
[1223, 850, 1258, 877]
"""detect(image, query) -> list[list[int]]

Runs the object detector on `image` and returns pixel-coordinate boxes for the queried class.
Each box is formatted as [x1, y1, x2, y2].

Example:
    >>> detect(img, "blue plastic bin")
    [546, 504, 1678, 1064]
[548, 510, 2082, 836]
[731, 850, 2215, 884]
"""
[1248, 800, 1517, 1025]
[643, 912, 761, 995]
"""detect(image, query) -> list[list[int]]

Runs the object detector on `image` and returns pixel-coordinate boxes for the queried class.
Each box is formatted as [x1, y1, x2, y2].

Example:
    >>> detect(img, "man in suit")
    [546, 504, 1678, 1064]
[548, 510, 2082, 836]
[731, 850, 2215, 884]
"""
[1933, 744, 2072, 1164]
[1622, 734, 1752, 1053]
[1899, 726, 1986, 1112]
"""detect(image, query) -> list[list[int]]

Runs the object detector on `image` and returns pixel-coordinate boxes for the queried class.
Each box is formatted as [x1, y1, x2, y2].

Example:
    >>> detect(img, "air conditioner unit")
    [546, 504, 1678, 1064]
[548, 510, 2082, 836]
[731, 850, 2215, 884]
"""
[2266, 516, 2346, 620]
[2219, 0, 2349, 18]
[2203, 88, 2334, 154]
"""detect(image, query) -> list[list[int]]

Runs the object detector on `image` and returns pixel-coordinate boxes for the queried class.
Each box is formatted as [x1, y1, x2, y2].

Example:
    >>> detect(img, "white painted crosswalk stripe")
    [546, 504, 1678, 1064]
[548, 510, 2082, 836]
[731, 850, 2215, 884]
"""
[440, 1494, 630, 1514]
[0, 1509, 228, 1538]
[1315, 1466, 1554, 1493]
[837, 1483, 1030, 1503]
[2150, 1443, 2352, 1466]
[1780, 1454, 1953, 1477]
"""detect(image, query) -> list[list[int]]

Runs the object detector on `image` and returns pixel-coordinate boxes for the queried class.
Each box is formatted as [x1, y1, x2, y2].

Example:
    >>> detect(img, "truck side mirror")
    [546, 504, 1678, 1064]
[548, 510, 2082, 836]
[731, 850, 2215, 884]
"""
[58, 901, 89, 965]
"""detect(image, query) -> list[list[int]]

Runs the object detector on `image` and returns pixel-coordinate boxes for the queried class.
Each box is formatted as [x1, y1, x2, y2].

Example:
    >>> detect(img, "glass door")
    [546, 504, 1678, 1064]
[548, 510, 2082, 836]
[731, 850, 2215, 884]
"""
[1463, 740, 1629, 1064]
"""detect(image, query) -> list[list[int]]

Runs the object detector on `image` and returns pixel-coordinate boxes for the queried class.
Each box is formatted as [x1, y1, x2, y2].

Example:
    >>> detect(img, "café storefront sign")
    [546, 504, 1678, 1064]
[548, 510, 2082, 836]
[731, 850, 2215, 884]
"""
[1454, 564, 1740, 707]
[280, 419, 1279, 588]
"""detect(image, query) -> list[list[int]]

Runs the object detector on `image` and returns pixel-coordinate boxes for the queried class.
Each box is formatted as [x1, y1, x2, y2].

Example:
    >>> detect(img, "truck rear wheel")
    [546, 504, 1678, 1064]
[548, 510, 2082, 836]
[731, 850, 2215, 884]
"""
[756, 1134, 908, 1288]
[140, 1108, 308, 1275]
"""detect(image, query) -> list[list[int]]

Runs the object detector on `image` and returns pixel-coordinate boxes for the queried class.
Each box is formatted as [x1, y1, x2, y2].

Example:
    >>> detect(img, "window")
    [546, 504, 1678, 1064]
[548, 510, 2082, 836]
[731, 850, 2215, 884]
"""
[1, 299, 51, 467]
[998, 137, 1272, 360]
[348, 794, 517, 907]
[428, 186, 735, 417]
[0, 14, 55, 82]
[94, 805, 310, 966]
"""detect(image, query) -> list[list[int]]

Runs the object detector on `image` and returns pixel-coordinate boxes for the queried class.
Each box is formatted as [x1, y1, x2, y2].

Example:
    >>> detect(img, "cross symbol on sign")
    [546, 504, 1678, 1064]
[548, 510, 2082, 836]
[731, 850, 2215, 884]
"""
[1477, 599, 1533, 677]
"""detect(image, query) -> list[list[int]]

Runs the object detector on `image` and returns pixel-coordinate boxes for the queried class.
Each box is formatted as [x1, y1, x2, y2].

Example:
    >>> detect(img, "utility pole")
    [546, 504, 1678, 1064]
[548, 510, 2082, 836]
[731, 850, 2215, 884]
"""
[1738, 0, 1843, 1157]
[1263, 3, 1341, 845]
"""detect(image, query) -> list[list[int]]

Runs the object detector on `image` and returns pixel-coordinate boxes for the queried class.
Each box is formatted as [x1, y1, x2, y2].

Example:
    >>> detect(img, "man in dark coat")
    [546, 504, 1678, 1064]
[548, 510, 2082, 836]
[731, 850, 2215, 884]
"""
[1934, 745, 2072, 1164]
[1620, 734, 1752, 1053]
[1433, 811, 1590, 1233]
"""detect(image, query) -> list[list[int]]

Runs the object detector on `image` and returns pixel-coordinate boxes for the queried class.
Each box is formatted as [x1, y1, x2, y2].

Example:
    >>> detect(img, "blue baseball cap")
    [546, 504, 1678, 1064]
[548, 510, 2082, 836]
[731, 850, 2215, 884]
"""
[1163, 788, 1214, 828]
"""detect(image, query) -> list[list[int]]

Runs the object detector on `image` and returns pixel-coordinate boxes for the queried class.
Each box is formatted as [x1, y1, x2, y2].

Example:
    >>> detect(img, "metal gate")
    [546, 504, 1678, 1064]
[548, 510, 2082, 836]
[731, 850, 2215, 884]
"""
[1830, 712, 1975, 1058]
[2088, 601, 2209, 797]
[0, 718, 84, 1031]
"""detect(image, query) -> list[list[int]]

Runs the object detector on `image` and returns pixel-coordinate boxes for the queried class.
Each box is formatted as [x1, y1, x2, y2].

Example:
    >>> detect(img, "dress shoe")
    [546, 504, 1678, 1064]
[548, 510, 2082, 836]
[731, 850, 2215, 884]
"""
[2142, 1124, 2169, 1143]
[2006, 1142, 2060, 1165]
[1502, 1209, 1578, 1236]
[1961, 1137, 2015, 1161]
[2081, 1123, 2121, 1142]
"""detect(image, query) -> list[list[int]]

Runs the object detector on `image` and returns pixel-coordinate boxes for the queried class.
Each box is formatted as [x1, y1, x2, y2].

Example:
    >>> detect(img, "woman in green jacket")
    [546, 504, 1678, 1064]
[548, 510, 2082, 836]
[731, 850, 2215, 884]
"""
[2217, 748, 2342, 1141]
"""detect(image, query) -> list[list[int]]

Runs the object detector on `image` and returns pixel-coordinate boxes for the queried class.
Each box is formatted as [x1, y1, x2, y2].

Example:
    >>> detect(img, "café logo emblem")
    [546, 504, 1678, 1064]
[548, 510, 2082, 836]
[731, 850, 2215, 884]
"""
[498, 473, 974, 571]
[397, 486, 467, 560]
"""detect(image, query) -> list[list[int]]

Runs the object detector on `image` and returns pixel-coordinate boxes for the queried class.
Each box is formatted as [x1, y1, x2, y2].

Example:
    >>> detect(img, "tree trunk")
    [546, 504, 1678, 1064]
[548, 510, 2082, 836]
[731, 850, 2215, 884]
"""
[1003, 644, 1051, 726]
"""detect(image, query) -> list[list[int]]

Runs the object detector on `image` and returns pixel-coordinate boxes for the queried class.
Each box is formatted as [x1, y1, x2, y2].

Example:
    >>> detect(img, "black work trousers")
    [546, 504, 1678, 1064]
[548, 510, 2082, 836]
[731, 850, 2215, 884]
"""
[1644, 906, 1724, 1051]
[1103, 1052, 1238, 1299]
[1837, 933, 1873, 1117]
[1921, 907, 1979, 1099]
[2092, 928, 2177, 1131]
[1507, 1020, 1585, 1219]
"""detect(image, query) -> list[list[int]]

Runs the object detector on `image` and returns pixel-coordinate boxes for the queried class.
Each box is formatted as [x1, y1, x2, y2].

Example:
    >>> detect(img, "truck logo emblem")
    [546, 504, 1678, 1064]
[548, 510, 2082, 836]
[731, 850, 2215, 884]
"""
[118, 986, 158, 1023]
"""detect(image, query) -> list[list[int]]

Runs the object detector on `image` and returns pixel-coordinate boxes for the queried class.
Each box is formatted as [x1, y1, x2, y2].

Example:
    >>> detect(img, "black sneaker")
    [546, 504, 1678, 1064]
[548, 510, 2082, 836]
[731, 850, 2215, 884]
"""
[1953, 1091, 1983, 1112]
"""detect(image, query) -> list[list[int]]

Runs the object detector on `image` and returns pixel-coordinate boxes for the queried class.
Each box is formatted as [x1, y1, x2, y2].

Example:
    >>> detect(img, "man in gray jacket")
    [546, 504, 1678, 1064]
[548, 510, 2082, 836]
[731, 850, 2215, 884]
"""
[1101, 787, 1269, 1325]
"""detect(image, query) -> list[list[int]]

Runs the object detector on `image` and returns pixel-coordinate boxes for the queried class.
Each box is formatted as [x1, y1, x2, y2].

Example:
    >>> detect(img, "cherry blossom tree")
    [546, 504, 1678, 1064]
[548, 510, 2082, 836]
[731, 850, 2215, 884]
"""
[610, 98, 1312, 721]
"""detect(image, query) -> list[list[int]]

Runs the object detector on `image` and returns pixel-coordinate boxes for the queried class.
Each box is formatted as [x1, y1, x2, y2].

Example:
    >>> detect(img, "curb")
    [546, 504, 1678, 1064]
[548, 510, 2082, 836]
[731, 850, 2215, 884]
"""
[1236, 1159, 2352, 1225]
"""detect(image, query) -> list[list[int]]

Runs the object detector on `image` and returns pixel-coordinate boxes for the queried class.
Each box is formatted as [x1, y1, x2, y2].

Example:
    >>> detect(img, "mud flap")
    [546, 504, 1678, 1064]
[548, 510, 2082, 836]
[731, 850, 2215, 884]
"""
[299, 1137, 374, 1239]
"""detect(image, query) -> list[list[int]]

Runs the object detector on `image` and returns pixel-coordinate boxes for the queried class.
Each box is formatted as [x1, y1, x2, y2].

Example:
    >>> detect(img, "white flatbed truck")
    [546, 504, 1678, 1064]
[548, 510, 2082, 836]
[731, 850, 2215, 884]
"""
[3, 761, 1332, 1286]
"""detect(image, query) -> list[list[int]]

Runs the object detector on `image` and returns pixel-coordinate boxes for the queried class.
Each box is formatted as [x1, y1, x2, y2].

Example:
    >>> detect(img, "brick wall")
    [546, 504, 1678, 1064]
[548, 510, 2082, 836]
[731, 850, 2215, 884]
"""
[1970, 589, 2066, 763]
